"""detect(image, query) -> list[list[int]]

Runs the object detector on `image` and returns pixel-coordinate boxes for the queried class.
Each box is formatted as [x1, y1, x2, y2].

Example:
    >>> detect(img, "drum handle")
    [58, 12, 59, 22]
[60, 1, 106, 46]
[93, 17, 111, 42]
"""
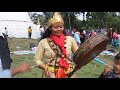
[67, 65, 81, 78]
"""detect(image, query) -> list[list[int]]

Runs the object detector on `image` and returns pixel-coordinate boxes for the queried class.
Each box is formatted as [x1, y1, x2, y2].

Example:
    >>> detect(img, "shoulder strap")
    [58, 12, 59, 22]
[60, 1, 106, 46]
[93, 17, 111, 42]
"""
[47, 37, 57, 55]
[47, 37, 72, 62]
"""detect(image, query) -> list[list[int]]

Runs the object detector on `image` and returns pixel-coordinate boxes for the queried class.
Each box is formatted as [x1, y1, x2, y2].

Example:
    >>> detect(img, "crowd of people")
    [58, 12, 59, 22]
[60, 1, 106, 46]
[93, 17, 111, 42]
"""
[107, 28, 120, 47]
[1, 12, 120, 78]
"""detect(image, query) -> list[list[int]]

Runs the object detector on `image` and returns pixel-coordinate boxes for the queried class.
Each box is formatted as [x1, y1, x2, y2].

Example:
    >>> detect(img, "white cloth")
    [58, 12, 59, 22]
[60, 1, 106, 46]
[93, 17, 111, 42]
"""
[39, 27, 44, 32]
[5, 29, 8, 35]
[39, 27, 45, 38]
[0, 32, 4, 38]
[0, 69, 11, 78]
[39, 27, 45, 34]
[118, 34, 120, 41]
[83, 30, 86, 34]
[71, 31, 74, 35]
[0, 55, 3, 71]
[0, 55, 11, 78]
[74, 32, 81, 44]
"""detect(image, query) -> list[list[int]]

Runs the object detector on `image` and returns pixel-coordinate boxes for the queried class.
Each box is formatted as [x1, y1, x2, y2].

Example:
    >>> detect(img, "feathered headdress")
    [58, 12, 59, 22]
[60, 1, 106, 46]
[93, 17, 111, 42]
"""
[48, 12, 64, 27]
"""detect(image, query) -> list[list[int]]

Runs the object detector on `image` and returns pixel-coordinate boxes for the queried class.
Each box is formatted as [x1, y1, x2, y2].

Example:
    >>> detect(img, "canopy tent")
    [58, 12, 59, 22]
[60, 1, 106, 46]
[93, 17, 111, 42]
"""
[0, 12, 40, 39]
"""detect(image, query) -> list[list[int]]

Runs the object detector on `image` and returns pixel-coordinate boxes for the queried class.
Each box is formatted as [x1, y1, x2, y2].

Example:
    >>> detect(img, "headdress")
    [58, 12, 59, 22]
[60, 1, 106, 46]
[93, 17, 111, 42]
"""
[48, 12, 64, 27]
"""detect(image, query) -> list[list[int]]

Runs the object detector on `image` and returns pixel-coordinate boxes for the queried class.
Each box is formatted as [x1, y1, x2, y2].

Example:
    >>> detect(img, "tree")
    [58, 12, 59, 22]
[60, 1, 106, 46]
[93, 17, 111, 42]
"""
[43, 12, 54, 21]
[30, 13, 46, 25]
[61, 12, 81, 29]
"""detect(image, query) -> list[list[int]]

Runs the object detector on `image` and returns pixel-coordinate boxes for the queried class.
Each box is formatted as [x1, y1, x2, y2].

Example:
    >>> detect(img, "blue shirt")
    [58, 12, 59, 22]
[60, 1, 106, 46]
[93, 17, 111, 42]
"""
[74, 32, 81, 44]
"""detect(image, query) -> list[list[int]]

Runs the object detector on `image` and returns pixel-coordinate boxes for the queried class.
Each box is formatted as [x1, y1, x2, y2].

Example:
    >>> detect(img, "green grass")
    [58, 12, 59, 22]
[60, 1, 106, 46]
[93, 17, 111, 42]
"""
[8, 38, 39, 51]
[9, 38, 42, 78]
[8, 38, 119, 78]
[75, 61, 105, 78]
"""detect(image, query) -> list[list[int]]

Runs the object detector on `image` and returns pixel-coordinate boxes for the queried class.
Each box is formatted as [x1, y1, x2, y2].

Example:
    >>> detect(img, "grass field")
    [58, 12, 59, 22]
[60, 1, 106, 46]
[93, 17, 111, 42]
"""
[8, 38, 119, 78]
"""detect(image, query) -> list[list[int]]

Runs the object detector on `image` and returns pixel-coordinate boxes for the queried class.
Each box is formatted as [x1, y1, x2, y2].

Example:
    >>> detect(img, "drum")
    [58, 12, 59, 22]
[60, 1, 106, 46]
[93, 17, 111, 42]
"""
[73, 34, 109, 70]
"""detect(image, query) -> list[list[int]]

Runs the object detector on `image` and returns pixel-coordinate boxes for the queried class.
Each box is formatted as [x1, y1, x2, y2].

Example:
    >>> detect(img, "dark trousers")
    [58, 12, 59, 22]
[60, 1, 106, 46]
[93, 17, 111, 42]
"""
[28, 32, 32, 38]
[109, 38, 112, 44]
[0, 35, 12, 70]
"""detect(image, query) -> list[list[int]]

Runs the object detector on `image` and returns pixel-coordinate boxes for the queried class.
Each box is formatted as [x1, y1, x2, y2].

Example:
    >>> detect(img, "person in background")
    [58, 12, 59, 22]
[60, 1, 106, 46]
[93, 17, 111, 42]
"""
[72, 27, 81, 47]
[39, 26, 45, 40]
[99, 52, 120, 78]
[107, 28, 113, 45]
[4, 27, 8, 38]
[27, 26, 32, 39]
[89, 30, 94, 37]
[113, 30, 118, 41]
[69, 27, 81, 61]
[80, 29, 86, 44]
[112, 37, 119, 48]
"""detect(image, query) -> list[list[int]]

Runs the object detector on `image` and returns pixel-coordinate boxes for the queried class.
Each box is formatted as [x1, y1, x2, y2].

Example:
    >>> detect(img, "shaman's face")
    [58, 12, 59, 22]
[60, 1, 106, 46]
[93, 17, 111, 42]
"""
[51, 22, 64, 36]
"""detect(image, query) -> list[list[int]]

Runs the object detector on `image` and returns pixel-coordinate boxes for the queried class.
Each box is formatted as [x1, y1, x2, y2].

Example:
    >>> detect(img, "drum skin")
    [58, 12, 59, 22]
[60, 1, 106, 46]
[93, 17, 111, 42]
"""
[73, 34, 109, 68]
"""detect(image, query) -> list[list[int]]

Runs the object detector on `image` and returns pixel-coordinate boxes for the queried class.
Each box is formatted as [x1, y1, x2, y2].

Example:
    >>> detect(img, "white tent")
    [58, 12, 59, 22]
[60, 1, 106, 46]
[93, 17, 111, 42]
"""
[0, 12, 40, 39]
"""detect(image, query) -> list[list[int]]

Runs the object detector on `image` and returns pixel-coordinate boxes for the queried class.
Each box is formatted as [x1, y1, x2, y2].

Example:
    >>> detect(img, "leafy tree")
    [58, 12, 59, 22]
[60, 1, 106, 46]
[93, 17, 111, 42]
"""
[30, 13, 46, 25]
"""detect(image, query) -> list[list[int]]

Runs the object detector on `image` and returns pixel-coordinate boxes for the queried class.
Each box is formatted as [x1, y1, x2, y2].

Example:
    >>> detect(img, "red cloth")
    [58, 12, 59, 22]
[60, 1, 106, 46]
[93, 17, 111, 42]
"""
[90, 32, 94, 37]
[113, 32, 118, 39]
[50, 34, 66, 55]
[56, 67, 66, 78]
[50, 34, 69, 78]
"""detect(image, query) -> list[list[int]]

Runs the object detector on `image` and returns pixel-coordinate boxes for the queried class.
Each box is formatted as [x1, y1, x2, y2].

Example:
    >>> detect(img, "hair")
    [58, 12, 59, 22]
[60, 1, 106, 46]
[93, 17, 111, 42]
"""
[79, 29, 83, 33]
[73, 26, 78, 30]
[73, 26, 78, 28]
[41, 26, 67, 40]
[115, 52, 120, 62]
[29, 26, 31, 28]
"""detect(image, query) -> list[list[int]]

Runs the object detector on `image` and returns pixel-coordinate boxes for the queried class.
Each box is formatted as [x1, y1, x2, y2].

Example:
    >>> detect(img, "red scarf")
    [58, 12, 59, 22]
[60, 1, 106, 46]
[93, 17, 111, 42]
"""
[50, 34, 69, 78]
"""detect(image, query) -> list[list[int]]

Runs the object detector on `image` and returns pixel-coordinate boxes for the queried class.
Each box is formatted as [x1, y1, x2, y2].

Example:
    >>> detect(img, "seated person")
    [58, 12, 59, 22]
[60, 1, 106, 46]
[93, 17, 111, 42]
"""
[112, 37, 119, 48]
[99, 52, 120, 78]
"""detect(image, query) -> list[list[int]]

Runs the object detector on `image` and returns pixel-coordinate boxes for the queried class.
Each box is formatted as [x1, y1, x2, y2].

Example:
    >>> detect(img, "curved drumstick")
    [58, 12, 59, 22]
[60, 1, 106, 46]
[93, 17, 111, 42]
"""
[93, 58, 113, 68]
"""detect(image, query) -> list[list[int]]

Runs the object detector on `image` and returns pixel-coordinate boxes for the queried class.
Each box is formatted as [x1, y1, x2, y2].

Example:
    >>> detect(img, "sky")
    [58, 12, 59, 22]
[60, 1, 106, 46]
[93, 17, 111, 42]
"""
[76, 12, 87, 20]
[31, 12, 84, 20]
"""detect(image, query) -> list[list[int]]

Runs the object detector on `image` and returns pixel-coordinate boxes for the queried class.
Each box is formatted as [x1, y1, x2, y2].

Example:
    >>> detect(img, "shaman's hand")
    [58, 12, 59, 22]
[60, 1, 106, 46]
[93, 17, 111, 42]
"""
[45, 66, 55, 78]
